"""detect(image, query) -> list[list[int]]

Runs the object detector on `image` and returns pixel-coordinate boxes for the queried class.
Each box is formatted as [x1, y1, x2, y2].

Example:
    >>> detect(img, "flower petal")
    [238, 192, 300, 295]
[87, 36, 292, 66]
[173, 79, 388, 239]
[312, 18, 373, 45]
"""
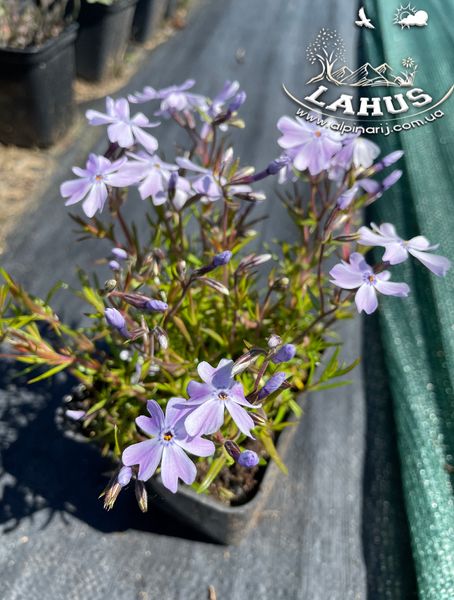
[382, 242, 408, 265]
[161, 444, 196, 493]
[184, 399, 224, 436]
[355, 284, 378, 314]
[176, 436, 215, 457]
[375, 279, 410, 297]
[408, 249, 451, 276]
[122, 439, 162, 481]
[211, 360, 234, 389]
[197, 361, 216, 383]
[108, 122, 134, 148]
[82, 183, 107, 217]
[225, 401, 255, 438]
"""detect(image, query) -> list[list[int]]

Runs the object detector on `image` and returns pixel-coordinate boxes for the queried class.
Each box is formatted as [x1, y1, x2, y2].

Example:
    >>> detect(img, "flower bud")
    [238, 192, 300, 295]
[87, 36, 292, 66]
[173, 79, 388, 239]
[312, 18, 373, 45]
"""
[212, 250, 232, 267]
[250, 411, 268, 427]
[118, 292, 168, 313]
[382, 169, 402, 191]
[117, 466, 132, 487]
[153, 326, 169, 350]
[267, 334, 281, 348]
[104, 279, 117, 293]
[271, 343, 296, 364]
[135, 480, 148, 513]
[257, 372, 287, 400]
[238, 450, 259, 468]
[112, 247, 128, 260]
[224, 440, 241, 461]
[105, 307, 130, 338]
[109, 260, 121, 271]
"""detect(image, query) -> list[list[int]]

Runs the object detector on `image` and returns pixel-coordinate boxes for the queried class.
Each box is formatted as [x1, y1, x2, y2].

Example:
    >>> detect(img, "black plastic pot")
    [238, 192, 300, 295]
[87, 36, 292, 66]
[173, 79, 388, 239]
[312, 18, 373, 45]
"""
[132, 0, 167, 43]
[76, 0, 138, 82]
[0, 25, 77, 148]
[147, 413, 300, 545]
[165, 0, 178, 19]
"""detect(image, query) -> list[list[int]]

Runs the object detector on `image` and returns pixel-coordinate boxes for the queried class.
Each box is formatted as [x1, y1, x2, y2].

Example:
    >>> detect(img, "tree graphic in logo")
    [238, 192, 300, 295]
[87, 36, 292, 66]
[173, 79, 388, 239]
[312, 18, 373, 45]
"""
[306, 28, 346, 86]
[306, 30, 418, 88]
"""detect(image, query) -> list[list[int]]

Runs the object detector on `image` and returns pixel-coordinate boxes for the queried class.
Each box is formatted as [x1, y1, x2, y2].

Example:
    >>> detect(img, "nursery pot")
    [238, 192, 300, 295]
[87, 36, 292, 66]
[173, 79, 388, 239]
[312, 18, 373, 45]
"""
[0, 25, 78, 148]
[76, 0, 138, 82]
[165, 0, 178, 19]
[132, 0, 167, 43]
[146, 411, 300, 545]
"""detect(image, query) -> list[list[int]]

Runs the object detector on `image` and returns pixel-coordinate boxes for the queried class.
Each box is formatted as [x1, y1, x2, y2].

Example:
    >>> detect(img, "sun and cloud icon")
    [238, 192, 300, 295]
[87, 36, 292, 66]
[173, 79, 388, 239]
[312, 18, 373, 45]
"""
[394, 3, 429, 28]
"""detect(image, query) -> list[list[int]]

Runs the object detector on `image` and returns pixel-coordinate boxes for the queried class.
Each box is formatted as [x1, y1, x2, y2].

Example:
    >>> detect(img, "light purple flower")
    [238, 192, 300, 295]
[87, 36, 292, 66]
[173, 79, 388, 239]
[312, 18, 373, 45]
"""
[207, 80, 242, 119]
[60, 154, 126, 218]
[128, 79, 207, 117]
[329, 252, 410, 314]
[109, 260, 121, 271]
[357, 223, 451, 276]
[382, 169, 402, 191]
[86, 97, 160, 153]
[182, 359, 257, 438]
[372, 150, 404, 173]
[105, 307, 130, 338]
[176, 157, 251, 203]
[271, 344, 296, 364]
[111, 151, 180, 205]
[277, 116, 342, 176]
[122, 398, 214, 493]
[238, 450, 259, 468]
[334, 134, 380, 170]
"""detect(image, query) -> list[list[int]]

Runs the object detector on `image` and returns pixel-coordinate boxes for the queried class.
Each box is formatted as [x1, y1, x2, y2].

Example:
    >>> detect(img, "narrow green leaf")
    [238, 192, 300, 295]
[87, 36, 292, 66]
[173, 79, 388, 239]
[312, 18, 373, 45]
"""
[28, 362, 69, 384]
[259, 430, 288, 475]
[197, 455, 226, 494]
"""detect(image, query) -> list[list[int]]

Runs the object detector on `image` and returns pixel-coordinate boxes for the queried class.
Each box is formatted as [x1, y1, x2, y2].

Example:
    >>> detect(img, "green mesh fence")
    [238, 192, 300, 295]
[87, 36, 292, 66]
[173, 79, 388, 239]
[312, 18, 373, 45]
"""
[360, 1, 454, 598]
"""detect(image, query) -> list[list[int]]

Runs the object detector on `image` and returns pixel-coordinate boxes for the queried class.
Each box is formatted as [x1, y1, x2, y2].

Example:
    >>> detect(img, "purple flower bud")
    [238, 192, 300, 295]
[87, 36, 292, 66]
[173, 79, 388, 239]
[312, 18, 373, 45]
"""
[224, 440, 241, 461]
[119, 292, 168, 313]
[118, 466, 132, 487]
[238, 450, 259, 468]
[382, 169, 402, 191]
[228, 90, 247, 113]
[267, 157, 288, 175]
[105, 307, 130, 338]
[65, 409, 86, 421]
[258, 372, 287, 400]
[109, 260, 121, 271]
[373, 150, 404, 172]
[271, 343, 296, 364]
[112, 247, 128, 260]
[145, 299, 168, 312]
[213, 251, 232, 267]
[381, 150, 404, 167]
[337, 186, 358, 210]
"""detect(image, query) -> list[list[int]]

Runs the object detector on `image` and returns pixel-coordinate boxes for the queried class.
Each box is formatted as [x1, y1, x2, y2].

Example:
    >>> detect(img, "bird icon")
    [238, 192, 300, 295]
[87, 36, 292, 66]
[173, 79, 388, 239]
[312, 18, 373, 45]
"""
[355, 6, 375, 29]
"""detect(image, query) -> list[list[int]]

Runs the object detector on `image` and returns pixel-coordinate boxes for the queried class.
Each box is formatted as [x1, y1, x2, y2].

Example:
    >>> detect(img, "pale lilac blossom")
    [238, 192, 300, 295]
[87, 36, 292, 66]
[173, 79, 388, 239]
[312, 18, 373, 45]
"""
[182, 359, 257, 438]
[277, 116, 342, 176]
[111, 151, 179, 205]
[105, 307, 130, 338]
[357, 223, 451, 276]
[86, 97, 160, 153]
[329, 252, 410, 314]
[122, 399, 214, 493]
[337, 185, 359, 210]
[112, 247, 128, 260]
[128, 79, 207, 117]
[60, 154, 126, 218]
[257, 372, 287, 400]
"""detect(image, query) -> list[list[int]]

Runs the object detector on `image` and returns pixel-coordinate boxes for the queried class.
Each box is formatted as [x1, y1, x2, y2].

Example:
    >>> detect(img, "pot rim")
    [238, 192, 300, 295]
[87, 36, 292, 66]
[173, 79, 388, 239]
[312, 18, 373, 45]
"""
[0, 23, 79, 63]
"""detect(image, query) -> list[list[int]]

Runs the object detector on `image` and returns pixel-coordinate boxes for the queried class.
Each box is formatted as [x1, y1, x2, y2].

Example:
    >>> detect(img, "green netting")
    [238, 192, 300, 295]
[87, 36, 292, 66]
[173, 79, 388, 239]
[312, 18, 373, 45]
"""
[360, 2, 454, 598]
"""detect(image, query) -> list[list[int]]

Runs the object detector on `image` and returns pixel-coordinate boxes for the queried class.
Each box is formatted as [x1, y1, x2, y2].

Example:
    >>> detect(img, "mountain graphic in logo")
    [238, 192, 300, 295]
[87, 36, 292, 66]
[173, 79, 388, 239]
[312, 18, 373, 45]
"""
[306, 29, 418, 88]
